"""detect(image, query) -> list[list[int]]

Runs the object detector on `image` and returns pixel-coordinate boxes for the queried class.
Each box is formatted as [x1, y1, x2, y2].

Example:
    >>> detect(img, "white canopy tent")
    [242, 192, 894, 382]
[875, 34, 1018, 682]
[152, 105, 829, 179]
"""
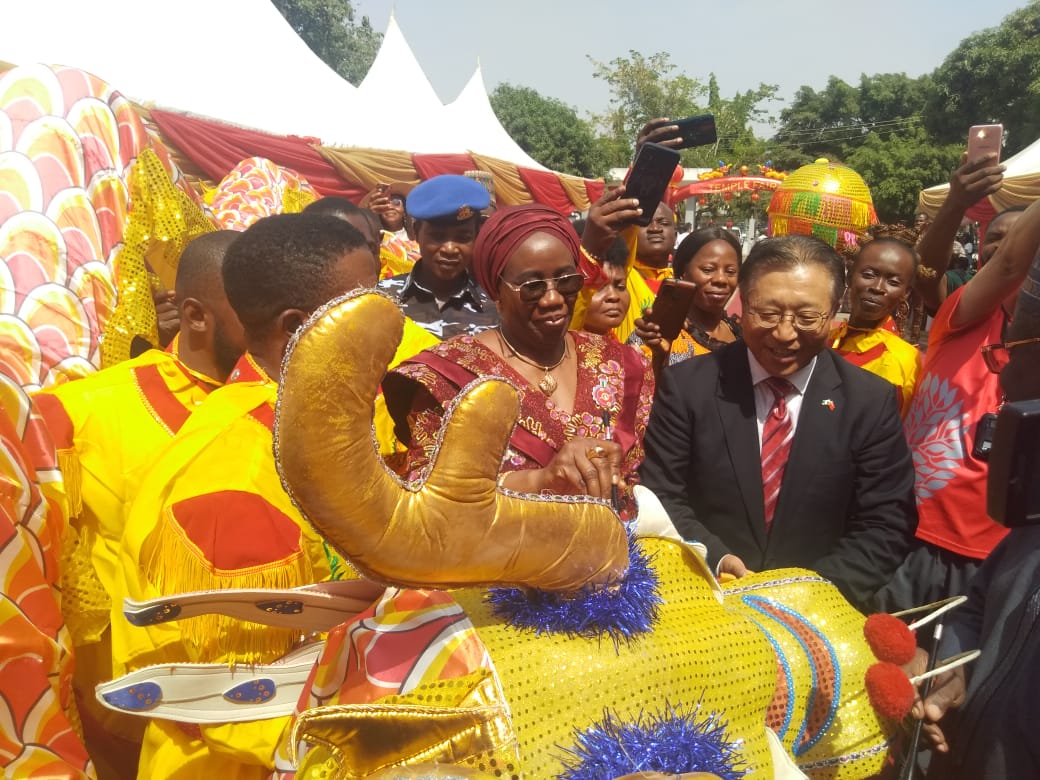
[1, 1, 546, 166]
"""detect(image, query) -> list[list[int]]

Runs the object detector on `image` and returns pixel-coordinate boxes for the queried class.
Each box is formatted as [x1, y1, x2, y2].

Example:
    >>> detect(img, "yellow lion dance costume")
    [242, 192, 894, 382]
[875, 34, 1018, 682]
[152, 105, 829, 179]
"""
[99, 292, 900, 779]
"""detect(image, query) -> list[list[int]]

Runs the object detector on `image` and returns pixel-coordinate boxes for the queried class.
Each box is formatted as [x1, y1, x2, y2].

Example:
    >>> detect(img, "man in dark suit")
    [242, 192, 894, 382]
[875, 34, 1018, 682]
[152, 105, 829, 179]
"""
[639, 234, 917, 611]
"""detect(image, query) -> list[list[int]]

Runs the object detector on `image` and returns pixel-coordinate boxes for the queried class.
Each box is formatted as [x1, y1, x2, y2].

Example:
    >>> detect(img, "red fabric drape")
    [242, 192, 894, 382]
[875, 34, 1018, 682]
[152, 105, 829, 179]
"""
[148, 109, 603, 214]
[410, 153, 477, 179]
[150, 110, 365, 199]
[966, 198, 997, 243]
[585, 180, 606, 205]
[518, 168, 574, 215]
[671, 177, 782, 205]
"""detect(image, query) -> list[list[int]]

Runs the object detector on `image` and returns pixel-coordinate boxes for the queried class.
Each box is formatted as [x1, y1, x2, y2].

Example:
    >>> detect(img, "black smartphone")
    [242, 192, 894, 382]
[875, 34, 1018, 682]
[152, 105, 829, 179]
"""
[625, 142, 681, 227]
[661, 114, 718, 150]
[647, 279, 697, 341]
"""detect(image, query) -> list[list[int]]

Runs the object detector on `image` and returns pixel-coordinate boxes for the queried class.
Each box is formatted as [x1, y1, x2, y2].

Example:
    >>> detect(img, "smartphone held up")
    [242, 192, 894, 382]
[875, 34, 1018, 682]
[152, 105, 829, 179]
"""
[658, 114, 718, 150]
[624, 142, 681, 227]
[646, 278, 698, 342]
[967, 124, 1003, 163]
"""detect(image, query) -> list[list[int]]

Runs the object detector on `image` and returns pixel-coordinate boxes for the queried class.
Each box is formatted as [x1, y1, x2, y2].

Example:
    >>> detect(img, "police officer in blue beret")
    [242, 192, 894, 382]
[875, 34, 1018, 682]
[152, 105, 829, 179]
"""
[378, 175, 498, 339]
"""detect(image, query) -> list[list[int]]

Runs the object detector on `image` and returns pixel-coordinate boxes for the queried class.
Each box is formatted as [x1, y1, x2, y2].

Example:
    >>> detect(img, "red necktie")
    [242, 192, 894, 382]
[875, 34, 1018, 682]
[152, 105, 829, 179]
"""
[760, 377, 796, 532]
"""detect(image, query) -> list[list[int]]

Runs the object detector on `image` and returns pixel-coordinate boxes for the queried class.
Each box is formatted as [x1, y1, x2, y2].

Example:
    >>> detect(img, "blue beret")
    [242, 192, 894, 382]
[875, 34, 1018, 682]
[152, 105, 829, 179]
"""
[406, 175, 491, 222]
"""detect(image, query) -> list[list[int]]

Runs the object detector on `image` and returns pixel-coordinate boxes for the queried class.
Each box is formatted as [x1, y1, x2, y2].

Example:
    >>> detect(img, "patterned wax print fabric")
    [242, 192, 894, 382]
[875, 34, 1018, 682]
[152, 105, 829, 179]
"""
[0, 63, 207, 390]
[379, 230, 420, 280]
[903, 287, 1009, 559]
[0, 375, 92, 778]
[272, 588, 496, 775]
[373, 316, 441, 457]
[386, 331, 655, 518]
[207, 157, 317, 231]
[378, 263, 499, 339]
[829, 318, 922, 417]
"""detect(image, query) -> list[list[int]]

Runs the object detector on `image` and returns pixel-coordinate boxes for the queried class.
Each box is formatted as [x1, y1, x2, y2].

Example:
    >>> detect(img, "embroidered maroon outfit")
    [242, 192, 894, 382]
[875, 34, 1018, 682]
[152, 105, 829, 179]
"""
[384, 331, 655, 517]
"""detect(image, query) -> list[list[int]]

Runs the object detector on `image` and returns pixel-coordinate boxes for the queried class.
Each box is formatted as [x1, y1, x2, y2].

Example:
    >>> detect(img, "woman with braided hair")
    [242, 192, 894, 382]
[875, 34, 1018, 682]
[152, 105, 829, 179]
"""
[829, 225, 923, 416]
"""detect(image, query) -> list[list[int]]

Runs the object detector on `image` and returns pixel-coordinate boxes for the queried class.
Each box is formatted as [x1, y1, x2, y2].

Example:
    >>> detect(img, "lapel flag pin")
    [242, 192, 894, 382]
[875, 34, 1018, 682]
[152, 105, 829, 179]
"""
[821, 399, 836, 411]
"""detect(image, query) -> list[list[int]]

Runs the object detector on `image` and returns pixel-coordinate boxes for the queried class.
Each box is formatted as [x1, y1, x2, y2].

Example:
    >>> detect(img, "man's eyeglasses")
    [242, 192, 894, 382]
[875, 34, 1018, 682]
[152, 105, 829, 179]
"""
[980, 337, 1040, 374]
[500, 273, 585, 303]
[746, 307, 832, 332]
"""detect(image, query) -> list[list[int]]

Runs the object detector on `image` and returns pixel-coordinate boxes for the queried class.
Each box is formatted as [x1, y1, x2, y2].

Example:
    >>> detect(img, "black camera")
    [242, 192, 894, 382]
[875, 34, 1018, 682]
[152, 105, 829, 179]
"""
[987, 399, 1040, 527]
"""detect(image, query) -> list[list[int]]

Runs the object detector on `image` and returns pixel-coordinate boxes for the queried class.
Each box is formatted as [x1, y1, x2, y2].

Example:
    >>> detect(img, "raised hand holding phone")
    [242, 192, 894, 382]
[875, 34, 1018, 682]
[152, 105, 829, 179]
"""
[581, 186, 642, 258]
[646, 278, 697, 341]
[624, 142, 681, 227]
[967, 124, 1003, 164]
[635, 115, 718, 152]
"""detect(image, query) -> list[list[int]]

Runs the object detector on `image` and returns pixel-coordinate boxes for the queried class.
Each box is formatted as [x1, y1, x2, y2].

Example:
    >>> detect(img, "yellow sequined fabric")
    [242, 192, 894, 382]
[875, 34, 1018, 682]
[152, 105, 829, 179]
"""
[101, 148, 214, 368]
[291, 551, 896, 778]
[724, 570, 893, 779]
[452, 539, 781, 778]
[58, 524, 109, 645]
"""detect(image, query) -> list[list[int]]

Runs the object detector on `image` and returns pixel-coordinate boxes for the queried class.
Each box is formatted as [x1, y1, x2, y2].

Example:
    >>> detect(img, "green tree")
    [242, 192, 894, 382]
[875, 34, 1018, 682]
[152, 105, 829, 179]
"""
[588, 51, 778, 170]
[846, 127, 961, 223]
[771, 72, 955, 221]
[925, 0, 1040, 155]
[272, 0, 382, 85]
[589, 51, 705, 167]
[489, 84, 607, 177]
[773, 77, 861, 160]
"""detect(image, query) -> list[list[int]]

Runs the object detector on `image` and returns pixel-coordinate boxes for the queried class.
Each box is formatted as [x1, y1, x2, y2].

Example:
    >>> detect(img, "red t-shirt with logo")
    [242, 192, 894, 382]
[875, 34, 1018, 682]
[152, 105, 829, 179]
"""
[903, 287, 1010, 559]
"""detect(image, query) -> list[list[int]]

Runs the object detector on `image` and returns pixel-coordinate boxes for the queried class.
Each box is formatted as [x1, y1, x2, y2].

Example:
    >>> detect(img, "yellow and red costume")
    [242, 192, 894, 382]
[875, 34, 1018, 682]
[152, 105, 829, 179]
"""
[33, 345, 222, 646]
[112, 353, 332, 778]
[829, 317, 921, 416]
[632, 257, 674, 293]
[31, 343, 222, 771]
[112, 320, 435, 778]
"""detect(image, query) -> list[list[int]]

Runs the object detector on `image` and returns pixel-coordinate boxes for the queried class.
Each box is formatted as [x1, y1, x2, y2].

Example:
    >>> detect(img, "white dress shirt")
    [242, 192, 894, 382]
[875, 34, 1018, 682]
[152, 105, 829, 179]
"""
[746, 349, 817, 450]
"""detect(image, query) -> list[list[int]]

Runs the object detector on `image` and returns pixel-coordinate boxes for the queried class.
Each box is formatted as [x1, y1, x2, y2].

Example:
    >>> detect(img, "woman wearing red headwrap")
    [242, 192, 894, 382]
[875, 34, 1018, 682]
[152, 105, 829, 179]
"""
[383, 205, 655, 516]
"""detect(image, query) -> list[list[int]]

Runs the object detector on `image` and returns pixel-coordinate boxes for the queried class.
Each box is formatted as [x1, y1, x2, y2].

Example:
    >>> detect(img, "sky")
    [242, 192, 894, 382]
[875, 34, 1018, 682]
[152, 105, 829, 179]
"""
[352, 0, 1029, 135]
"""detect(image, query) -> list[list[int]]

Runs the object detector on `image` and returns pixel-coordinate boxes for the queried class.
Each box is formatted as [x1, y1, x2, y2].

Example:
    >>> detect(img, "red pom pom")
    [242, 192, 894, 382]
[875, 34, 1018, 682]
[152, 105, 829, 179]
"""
[863, 613, 916, 665]
[865, 662, 915, 720]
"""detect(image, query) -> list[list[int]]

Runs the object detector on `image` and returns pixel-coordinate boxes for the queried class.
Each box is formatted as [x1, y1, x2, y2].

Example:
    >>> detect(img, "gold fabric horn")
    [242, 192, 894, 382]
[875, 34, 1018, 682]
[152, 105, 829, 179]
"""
[275, 291, 629, 591]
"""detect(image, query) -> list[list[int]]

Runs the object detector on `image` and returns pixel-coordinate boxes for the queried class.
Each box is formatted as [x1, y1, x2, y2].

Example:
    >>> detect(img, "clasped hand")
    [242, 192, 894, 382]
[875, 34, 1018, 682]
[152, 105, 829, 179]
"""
[499, 437, 623, 501]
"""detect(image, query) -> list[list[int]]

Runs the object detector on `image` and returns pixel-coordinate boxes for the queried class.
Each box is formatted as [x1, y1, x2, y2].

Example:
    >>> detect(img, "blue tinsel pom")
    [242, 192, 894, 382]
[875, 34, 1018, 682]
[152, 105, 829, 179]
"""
[485, 532, 661, 645]
[558, 703, 747, 780]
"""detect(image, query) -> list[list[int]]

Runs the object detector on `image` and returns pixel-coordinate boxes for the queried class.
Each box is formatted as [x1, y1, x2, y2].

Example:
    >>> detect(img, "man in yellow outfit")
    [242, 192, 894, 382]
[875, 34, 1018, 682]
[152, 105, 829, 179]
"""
[33, 230, 244, 778]
[111, 213, 390, 779]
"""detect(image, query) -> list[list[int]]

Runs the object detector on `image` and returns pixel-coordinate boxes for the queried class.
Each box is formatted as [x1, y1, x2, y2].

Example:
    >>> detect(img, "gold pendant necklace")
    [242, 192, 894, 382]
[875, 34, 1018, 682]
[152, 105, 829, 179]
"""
[497, 328, 568, 396]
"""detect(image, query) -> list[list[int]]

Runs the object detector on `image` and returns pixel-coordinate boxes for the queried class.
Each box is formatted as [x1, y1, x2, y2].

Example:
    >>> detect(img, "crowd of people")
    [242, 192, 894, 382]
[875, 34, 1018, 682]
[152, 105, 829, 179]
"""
[4, 116, 1040, 780]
